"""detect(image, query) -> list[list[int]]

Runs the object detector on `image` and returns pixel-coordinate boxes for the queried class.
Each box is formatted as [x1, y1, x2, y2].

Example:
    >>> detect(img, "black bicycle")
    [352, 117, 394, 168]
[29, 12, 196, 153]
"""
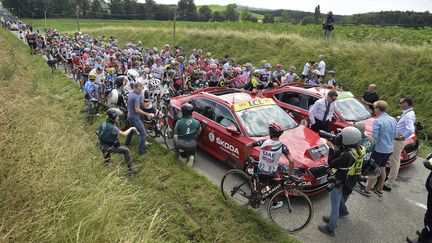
[415, 121, 428, 145]
[220, 158, 313, 233]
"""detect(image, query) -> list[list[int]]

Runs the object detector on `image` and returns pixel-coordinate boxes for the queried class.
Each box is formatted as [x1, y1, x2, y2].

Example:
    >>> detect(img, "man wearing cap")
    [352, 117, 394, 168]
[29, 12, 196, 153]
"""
[384, 96, 416, 192]
[309, 90, 338, 133]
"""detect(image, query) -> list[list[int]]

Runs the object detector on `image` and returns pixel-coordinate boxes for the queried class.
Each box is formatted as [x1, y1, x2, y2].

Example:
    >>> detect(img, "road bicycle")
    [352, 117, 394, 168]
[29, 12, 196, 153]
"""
[415, 121, 428, 146]
[220, 158, 313, 233]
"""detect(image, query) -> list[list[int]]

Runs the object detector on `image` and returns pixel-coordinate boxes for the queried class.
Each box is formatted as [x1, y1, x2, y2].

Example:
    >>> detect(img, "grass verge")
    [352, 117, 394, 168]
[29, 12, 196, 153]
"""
[0, 28, 297, 242]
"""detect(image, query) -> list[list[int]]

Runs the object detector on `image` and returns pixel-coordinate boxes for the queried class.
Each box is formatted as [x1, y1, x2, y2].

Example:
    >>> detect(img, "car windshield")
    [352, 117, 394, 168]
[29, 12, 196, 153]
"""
[236, 105, 298, 137]
[335, 98, 372, 121]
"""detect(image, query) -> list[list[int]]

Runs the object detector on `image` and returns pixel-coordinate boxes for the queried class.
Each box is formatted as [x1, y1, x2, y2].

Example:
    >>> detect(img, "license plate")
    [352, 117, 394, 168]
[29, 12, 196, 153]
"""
[318, 176, 327, 184]
[408, 151, 417, 159]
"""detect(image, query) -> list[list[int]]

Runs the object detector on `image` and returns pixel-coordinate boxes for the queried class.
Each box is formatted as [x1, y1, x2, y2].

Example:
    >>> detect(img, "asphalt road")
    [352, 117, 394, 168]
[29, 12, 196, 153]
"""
[10, 29, 427, 243]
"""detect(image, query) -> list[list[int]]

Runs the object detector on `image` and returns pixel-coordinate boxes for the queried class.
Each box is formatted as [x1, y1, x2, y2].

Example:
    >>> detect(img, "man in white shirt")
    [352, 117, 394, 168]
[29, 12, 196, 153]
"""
[384, 96, 416, 191]
[301, 60, 315, 79]
[318, 55, 326, 78]
[309, 90, 338, 133]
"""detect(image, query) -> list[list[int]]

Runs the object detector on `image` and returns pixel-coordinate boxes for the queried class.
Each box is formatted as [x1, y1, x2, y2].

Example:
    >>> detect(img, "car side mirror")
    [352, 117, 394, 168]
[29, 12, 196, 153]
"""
[226, 125, 240, 135]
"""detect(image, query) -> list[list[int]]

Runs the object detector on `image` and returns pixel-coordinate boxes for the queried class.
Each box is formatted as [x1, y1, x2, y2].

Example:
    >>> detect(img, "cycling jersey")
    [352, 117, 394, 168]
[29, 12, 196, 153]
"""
[253, 139, 290, 174]
[206, 70, 222, 86]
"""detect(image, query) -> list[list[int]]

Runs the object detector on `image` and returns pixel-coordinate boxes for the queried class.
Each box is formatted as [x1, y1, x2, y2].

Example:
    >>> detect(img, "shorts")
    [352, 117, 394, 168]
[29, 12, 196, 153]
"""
[47, 59, 57, 67]
[371, 151, 392, 167]
[258, 171, 279, 188]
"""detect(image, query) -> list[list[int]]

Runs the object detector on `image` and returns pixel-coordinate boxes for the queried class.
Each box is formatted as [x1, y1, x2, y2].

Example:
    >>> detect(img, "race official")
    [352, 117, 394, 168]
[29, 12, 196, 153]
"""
[384, 96, 416, 191]
[309, 90, 338, 133]
[174, 103, 201, 167]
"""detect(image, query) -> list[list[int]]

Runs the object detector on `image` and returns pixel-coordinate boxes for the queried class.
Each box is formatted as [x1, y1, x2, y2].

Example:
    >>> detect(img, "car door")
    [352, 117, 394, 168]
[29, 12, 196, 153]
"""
[211, 103, 246, 166]
[190, 97, 221, 159]
[274, 91, 309, 125]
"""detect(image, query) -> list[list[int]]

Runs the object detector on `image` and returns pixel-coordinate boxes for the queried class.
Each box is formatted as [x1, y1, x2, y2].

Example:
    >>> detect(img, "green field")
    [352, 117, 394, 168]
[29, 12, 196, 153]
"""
[0, 28, 297, 242]
[22, 18, 432, 144]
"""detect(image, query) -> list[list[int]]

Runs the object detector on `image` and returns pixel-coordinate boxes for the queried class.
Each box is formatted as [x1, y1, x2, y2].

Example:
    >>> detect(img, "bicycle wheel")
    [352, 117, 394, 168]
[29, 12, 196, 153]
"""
[161, 125, 174, 150]
[220, 169, 253, 206]
[146, 122, 157, 138]
[417, 131, 429, 146]
[267, 189, 313, 233]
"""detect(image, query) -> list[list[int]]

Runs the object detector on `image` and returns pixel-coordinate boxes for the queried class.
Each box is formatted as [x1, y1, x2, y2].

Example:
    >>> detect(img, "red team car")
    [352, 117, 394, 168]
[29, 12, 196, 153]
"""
[168, 87, 330, 194]
[262, 84, 419, 167]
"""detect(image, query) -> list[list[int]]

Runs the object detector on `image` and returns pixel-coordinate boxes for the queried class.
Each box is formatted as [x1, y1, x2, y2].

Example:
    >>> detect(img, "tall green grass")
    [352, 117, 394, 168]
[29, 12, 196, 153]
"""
[0, 28, 296, 242]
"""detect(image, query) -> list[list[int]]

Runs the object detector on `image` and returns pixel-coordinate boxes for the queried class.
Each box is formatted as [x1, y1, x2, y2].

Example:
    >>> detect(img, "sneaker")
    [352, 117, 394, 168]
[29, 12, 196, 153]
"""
[339, 211, 350, 217]
[318, 225, 335, 237]
[373, 189, 383, 197]
[357, 188, 371, 197]
[128, 167, 139, 174]
[323, 215, 330, 224]
[383, 184, 392, 192]
[145, 141, 152, 146]
[187, 155, 195, 167]
[271, 201, 283, 210]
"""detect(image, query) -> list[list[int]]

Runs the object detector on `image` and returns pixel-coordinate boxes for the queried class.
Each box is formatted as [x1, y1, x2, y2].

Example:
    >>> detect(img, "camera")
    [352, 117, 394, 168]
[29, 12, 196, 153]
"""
[326, 174, 343, 191]
[318, 130, 343, 145]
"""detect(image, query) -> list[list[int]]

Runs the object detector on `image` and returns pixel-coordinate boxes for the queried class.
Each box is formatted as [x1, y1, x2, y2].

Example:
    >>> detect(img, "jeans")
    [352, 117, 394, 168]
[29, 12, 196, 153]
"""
[339, 193, 349, 215]
[328, 186, 343, 231]
[421, 192, 432, 241]
[125, 116, 147, 155]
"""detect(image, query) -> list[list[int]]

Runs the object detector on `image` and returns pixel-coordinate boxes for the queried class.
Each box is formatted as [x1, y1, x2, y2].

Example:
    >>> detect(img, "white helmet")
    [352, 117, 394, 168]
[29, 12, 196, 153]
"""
[341, 127, 362, 146]
[149, 78, 161, 89]
[127, 69, 139, 81]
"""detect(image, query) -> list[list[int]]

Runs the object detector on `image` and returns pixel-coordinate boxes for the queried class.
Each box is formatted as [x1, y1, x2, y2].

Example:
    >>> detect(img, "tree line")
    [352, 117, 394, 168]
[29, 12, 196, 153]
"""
[2, 0, 432, 27]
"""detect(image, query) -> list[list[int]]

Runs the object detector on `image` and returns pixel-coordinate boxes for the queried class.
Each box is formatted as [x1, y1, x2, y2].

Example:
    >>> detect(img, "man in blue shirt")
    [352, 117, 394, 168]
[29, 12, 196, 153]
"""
[384, 96, 416, 191]
[359, 100, 396, 197]
[125, 82, 154, 155]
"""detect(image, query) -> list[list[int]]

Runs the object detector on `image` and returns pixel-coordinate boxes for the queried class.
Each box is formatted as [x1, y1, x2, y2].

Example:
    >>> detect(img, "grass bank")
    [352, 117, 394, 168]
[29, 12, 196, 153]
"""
[0, 28, 297, 242]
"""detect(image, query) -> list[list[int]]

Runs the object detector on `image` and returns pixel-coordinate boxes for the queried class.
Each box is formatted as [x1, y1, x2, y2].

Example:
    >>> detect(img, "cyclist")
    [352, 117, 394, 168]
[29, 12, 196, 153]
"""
[98, 108, 139, 174]
[83, 73, 100, 116]
[206, 63, 223, 87]
[174, 103, 201, 167]
[245, 122, 294, 209]
[282, 66, 299, 85]
[272, 64, 286, 86]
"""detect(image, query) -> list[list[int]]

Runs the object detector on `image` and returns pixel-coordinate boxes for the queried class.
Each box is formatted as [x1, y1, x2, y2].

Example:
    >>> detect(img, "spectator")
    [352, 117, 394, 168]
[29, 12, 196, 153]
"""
[358, 100, 396, 197]
[362, 84, 379, 110]
[384, 96, 416, 191]
[301, 60, 315, 79]
[282, 66, 299, 84]
[323, 11, 335, 39]
[318, 55, 326, 78]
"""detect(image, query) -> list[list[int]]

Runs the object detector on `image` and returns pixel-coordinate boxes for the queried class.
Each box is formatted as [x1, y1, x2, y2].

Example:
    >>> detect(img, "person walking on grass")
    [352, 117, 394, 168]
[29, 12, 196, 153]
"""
[358, 100, 396, 197]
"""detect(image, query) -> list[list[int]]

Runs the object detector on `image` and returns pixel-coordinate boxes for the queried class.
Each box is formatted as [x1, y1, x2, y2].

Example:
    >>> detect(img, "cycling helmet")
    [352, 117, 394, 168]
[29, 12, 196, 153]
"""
[149, 78, 161, 89]
[107, 67, 116, 75]
[269, 122, 284, 137]
[353, 122, 366, 134]
[253, 69, 262, 77]
[289, 66, 296, 72]
[167, 69, 176, 76]
[89, 73, 97, 80]
[210, 63, 217, 69]
[177, 56, 184, 62]
[233, 67, 242, 74]
[189, 59, 196, 65]
[275, 64, 282, 69]
[341, 127, 362, 146]
[423, 153, 432, 171]
[206, 52, 212, 57]
[193, 69, 199, 74]
[199, 70, 206, 76]
[71, 53, 76, 58]
[225, 66, 232, 72]
[170, 59, 177, 66]
[127, 69, 139, 80]
[265, 63, 272, 69]
[181, 103, 194, 116]
[107, 107, 123, 121]
[327, 70, 336, 76]
[245, 63, 252, 68]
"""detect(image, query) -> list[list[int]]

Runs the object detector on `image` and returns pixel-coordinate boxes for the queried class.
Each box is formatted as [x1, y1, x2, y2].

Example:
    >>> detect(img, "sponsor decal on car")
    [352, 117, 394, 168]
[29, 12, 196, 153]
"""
[233, 98, 275, 111]
[213, 137, 240, 158]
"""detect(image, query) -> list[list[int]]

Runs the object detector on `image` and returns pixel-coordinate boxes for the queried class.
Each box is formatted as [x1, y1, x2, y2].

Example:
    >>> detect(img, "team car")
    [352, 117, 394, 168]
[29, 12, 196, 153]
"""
[262, 83, 419, 167]
[168, 87, 330, 194]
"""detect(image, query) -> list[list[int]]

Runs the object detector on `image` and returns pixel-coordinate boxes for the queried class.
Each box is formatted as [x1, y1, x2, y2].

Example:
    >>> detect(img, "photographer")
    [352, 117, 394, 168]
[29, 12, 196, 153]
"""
[318, 127, 362, 237]
[407, 154, 432, 243]
[98, 108, 139, 174]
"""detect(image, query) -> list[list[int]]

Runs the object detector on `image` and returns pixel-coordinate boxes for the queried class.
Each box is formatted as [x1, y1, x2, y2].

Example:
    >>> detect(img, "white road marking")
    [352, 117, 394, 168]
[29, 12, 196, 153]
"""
[406, 198, 427, 210]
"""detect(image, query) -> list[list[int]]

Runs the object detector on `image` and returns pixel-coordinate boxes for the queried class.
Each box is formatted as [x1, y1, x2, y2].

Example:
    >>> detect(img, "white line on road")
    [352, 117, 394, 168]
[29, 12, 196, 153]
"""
[406, 198, 427, 210]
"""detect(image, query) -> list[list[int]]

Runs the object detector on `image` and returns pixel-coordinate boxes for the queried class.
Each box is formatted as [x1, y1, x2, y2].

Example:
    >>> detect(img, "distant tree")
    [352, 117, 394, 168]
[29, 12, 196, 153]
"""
[301, 15, 315, 24]
[144, 0, 156, 19]
[90, 0, 103, 17]
[177, 0, 198, 21]
[213, 11, 225, 22]
[109, 0, 123, 16]
[224, 4, 238, 21]
[314, 5, 320, 23]
[239, 7, 250, 21]
[198, 5, 212, 22]
[245, 15, 258, 23]
[75, 0, 91, 17]
[281, 10, 291, 22]
[263, 14, 274, 24]
[123, 0, 138, 19]
[154, 4, 174, 20]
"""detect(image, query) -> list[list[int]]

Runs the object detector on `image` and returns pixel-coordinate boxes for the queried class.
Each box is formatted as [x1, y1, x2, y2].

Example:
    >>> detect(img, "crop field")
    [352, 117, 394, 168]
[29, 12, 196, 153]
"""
[24, 18, 432, 46]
